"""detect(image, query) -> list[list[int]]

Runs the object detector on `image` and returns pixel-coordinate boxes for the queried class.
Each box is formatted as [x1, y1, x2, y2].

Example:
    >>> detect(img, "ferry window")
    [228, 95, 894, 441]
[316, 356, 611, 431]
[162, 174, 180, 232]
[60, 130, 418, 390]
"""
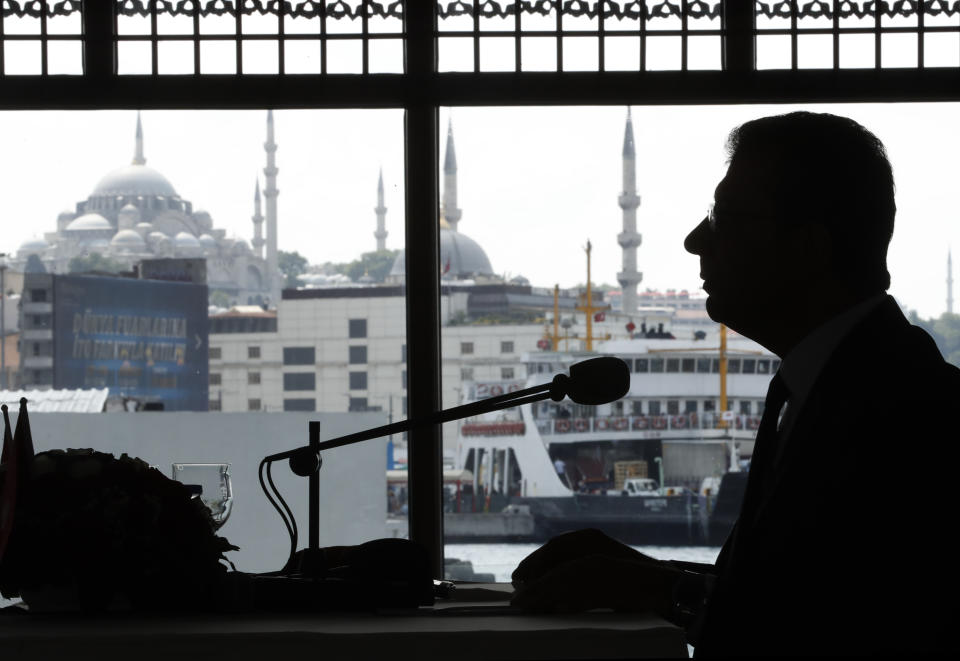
[402, 370, 407, 389]
[703, 400, 716, 412]
[757, 359, 771, 374]
[667, 400, 680, 415]
[461, 367, 473, 381]
[666, 358, 680, 373]
[349, 397, 368, 411]
[696, 358, 711, 373]
[632, 401, 643, 415]
[728, 359, 741, 373]
[209, 400, 222, 411]
[283, 346, 315, 365]
[772, 359, 782, 372]
[349, 371, 368, 390]
[349, 346, 368, 364]
[283, 398, 315, 412]
[349, 319, 367, 339]
[501, 367, 515, 379]
[500, 341, 514, 353]
[681, 358, 695, 373]
[283, 372, 315, 391]
[209, 373, 222, 386]
[247, 398, 261, 411]
[648, 401, 662, 416]
[461, 342, 474, 355]
[635, 358, 649, 373]
[740, 401, 752, 415]
[650, 358, 664, 373]
[401, 344, 407, 363]
[742, 359, 757, 374]
[711, 359, 720, 373]
[247, 371, 260, 385]
[209, 347, 222, 360]
[247, 346, 261, 359]
[685, 400, 698, 413]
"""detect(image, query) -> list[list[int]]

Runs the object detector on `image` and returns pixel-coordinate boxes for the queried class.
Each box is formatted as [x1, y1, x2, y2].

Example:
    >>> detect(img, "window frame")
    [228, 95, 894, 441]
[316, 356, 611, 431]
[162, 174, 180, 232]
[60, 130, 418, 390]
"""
[6, 2, 957, 578]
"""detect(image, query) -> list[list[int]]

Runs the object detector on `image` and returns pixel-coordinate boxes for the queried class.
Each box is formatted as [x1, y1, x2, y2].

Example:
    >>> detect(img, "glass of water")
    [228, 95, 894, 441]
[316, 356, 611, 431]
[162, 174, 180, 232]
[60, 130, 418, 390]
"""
[171, 463, 233, 530]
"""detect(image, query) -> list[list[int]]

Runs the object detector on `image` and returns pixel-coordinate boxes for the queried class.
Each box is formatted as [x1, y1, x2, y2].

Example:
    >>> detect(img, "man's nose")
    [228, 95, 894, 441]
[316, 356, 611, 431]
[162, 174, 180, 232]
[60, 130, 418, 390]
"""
[684, 217, 710, 255]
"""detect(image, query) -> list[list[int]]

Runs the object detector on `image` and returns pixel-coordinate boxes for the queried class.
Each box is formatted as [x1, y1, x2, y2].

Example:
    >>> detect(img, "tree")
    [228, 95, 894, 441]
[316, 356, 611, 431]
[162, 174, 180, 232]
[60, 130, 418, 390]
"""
[68, 252, 127, 274]
[278, 250, 308, 288]
[340, 250, 400, 283]
[908, 309, 960, 369]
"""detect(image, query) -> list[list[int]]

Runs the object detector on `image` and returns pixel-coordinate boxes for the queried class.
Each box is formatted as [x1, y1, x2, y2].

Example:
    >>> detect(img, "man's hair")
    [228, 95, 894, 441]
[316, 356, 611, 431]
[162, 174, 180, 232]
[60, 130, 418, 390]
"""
[726, 111, 895, 292]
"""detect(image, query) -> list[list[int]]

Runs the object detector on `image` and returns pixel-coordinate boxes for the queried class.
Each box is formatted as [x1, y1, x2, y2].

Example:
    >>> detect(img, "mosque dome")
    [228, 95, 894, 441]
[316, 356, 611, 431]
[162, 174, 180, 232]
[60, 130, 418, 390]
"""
[147, 231, 168, 244]
[91, 164, 178, 198]
[231, 239, 251, 256]
[135, 221, 154, 234]
[198, 233, 217, 248]
[389, 227, 494, 280]
[66, 213, 112, 232]
[174, 232, 203, 256]
[111, 229, 147, 249]
[18, 237, 49, 255]
[193, 210, 213, 231]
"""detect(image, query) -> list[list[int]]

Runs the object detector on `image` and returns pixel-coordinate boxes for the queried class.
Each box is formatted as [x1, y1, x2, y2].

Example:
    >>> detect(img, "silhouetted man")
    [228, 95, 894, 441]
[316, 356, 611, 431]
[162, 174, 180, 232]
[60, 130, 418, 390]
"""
[511, 112, 960, 655]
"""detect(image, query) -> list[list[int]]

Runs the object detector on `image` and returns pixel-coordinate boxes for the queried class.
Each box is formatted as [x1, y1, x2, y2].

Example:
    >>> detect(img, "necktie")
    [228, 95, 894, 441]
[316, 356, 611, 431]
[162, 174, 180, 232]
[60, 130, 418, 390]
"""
[737, 372, 790, 530]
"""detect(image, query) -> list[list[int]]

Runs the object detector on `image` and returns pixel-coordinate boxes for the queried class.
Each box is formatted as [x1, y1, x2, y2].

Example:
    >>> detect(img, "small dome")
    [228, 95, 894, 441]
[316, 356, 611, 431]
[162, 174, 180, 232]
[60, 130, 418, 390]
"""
[231, 239, 251, 256]
[111, 229, 146, 248]
[174, 231, 201, 248]
[193, 210, 213, 230]
[18, 237, 49, 253]
[198, 233, 217, 247]
[91, 164, 177, 198]
[147, 231, 167, 243]
[66, 213, 112, 232]
[390, 227, 494, 280]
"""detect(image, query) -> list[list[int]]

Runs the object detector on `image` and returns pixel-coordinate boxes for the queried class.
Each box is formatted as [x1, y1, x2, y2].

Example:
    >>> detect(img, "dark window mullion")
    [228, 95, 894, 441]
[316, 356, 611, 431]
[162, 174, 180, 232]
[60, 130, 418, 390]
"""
[193, 0, 200, 75]
[790, 0, 798, 70]
[681, 0, 688, 71]
[640, 0, 647, 71]
[278, 0, 286, 74]
[514, 0, 520, 72]
[917, 0, 924, 69]
[832, 0, 839, 70]
[40, 0, 48, 75]
[597, 0, 605, 71]
[722, 0, 754, 72]
[361, 0, 368, 74]
[151, 0, 159, 75]
[874, 0, 881, 69]
[473, 0, 479, 73]
[236, 0, 243, 74]
[556, 0, 563, 72]
[321, 0, 327, 75]
[0, 5, 5, 75]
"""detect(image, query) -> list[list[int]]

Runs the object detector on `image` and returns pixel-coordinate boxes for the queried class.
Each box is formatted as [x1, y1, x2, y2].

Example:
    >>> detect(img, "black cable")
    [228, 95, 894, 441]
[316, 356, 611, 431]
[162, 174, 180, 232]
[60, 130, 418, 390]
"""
[258, 457, 295, 569]
[267, 459, 298, 567]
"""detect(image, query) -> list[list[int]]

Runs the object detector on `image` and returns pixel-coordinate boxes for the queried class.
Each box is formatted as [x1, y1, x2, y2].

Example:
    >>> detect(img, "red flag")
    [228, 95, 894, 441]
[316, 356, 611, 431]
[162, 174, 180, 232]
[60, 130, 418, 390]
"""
[594, 312, 605, 322]
[441, 256, 451, 275]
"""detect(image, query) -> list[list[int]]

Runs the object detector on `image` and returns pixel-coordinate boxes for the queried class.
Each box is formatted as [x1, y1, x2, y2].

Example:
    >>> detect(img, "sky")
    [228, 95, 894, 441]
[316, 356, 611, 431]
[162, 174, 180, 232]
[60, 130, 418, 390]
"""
[1, 102, 958, 319]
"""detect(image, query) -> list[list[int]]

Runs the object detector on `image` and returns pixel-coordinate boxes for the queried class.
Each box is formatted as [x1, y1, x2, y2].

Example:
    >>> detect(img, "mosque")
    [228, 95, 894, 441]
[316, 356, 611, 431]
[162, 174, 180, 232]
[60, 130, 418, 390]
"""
[10, 112, 281, 305]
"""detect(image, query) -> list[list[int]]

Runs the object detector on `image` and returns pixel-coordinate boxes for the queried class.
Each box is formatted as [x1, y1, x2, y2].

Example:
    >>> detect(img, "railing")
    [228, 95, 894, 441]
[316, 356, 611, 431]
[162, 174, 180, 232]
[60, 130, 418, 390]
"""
[540, 412, 762, 435]
[461, 421, 526, 437]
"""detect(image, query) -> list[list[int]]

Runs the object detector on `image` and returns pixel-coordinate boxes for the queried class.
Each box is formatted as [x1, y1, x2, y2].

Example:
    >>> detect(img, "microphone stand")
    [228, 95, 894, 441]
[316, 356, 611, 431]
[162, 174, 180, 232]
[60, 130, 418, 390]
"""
[261, 376, 570, 576]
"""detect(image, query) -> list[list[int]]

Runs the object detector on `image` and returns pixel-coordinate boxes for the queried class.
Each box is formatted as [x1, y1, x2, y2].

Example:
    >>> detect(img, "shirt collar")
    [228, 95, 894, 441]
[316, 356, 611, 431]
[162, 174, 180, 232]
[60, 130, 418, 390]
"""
[778, 293, 887, 401]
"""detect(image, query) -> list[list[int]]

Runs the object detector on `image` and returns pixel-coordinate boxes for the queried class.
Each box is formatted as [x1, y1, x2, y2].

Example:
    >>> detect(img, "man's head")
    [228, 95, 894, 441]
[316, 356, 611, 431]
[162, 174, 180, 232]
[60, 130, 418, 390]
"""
[684, 111, 895, 351]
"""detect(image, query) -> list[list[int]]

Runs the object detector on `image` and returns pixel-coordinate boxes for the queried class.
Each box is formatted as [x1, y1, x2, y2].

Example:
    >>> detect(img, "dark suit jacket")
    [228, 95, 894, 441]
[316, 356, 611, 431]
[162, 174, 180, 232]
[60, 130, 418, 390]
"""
[694, 296, 960, 656]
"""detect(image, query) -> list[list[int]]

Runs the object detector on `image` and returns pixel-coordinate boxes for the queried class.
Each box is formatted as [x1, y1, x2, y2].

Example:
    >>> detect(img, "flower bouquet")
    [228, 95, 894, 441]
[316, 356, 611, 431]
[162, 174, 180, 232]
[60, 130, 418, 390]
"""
[0, 399, 239, 612]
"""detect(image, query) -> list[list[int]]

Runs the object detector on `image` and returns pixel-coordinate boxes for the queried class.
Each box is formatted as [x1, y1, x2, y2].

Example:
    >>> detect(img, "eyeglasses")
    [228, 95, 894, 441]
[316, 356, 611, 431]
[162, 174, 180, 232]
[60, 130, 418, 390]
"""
[705, 204, 719, 232]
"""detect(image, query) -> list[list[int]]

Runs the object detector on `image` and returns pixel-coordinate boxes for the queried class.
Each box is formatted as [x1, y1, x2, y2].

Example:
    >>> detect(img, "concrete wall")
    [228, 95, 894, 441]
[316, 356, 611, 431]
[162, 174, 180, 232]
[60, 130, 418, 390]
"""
[17, 410, 389, 574]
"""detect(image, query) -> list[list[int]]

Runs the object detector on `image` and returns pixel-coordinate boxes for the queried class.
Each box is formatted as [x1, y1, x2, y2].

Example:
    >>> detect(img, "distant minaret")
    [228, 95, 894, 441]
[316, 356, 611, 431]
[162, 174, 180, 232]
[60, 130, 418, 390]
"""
[374, 167, 388, 251]
[948, 248, 954, 314]
[442, 119, 462, 232]
[263, 110, 279, 298]
[617, 107, 642, 315]
[133, 111, 146, 165]
[252, 178, 265, 259]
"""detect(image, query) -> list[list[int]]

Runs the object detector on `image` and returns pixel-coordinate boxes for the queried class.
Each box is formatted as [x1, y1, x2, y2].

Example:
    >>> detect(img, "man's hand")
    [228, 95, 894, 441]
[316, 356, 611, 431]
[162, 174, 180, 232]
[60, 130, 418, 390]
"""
[510, 553, 681, 615]
[511, 528, 659, 588]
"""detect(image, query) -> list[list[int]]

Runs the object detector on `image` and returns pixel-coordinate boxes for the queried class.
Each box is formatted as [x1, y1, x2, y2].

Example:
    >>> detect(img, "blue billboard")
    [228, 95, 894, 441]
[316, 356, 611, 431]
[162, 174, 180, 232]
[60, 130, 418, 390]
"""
[53, 275, 209, 411]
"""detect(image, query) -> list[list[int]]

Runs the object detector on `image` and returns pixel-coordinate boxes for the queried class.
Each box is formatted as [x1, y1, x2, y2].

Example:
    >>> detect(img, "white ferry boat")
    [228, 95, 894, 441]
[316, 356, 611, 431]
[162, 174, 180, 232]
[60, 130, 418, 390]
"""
[450, 333, 779, 545]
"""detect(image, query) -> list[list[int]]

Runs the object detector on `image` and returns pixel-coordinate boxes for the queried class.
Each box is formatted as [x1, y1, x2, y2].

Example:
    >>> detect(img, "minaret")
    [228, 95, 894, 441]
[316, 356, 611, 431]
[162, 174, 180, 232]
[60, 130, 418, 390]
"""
[263, 110, 279, 298]
[616, 107, 642, 315]
[374, 167, 388, 251]
[442, 118, 462, 232]
[133, 111, 146, 165]
[948, 248, 954, 315]
[252, 178, 265, 259]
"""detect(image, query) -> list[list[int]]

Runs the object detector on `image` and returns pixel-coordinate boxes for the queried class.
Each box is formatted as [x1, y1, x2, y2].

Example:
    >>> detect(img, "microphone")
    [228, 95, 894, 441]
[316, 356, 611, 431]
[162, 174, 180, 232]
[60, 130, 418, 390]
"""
[551, 356, 630, 405]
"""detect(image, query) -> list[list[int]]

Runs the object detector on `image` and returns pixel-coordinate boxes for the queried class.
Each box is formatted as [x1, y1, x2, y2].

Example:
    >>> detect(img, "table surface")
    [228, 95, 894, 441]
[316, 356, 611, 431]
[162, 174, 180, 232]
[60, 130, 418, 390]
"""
[0, 584, 689, 660]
